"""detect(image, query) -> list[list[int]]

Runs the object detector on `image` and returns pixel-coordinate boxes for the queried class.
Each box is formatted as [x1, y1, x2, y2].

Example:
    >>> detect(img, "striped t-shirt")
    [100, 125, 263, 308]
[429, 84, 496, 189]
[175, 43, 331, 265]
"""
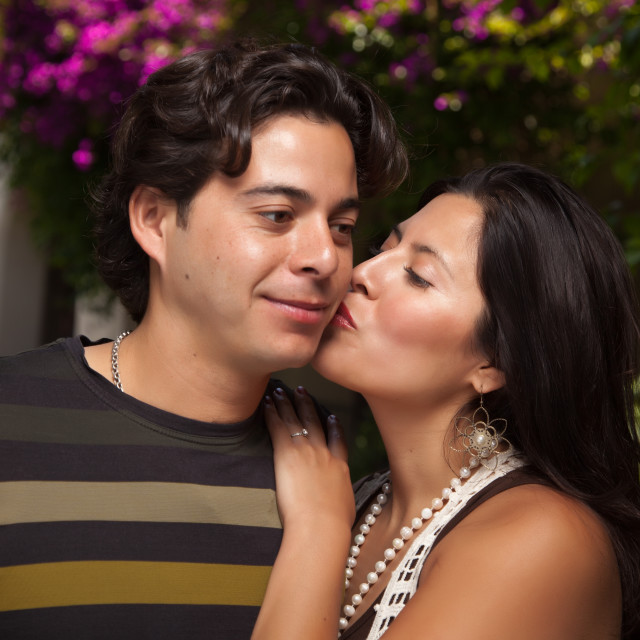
[0, 336, 283, 639]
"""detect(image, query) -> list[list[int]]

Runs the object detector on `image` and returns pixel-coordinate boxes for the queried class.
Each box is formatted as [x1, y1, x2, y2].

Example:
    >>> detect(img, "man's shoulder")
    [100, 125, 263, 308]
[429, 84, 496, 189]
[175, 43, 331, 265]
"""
[0, 337, 70, 374]
[0, 339, 84, 435]
[0, 336, 111, 373]
[0, 336, 93, 407]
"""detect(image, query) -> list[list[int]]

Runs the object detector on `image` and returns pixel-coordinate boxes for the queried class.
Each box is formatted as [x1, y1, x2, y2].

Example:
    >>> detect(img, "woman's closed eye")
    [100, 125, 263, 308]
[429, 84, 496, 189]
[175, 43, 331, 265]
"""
[404, 265, 432, 289]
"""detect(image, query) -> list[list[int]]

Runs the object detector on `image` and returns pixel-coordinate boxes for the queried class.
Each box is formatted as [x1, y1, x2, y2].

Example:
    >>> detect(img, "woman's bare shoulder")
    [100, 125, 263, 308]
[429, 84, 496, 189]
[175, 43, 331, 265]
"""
[385, 482, 622, 640]
[446, 482, 619, 590]
[457, 481, 612, 547]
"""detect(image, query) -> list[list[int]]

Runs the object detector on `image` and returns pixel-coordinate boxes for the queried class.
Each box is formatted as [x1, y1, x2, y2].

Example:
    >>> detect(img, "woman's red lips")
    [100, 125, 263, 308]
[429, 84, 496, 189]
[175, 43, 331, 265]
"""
[330, 302, 356, 329]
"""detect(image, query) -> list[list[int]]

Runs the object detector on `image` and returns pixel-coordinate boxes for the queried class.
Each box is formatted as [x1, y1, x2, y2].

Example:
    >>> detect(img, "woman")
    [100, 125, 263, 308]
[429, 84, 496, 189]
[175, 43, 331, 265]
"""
[252, 163, 640, 640]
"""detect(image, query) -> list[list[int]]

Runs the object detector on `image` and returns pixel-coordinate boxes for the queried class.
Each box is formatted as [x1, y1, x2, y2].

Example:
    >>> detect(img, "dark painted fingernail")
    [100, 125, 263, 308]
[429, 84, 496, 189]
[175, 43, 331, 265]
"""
[274, 387, 285, 398]
[295, 386, 307, 396]
[264, 395, 272, 406]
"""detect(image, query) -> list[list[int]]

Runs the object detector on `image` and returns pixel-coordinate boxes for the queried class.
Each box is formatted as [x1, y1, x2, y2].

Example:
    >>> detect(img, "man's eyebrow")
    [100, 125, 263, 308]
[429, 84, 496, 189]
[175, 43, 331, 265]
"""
[241, 184, 313, 202]
[337, 197, 361, 212]
[241, 184, 360, 212]
[392, 225, 453, 278]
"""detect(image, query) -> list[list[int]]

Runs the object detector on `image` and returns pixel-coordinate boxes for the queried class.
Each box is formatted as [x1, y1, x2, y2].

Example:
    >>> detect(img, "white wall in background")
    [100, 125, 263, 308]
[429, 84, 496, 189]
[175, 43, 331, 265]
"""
[0, 173, 46, 356]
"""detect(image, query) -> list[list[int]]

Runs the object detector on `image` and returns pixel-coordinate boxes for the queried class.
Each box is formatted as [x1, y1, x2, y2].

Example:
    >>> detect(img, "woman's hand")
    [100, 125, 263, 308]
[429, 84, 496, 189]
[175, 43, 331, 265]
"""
[264, 386, 355, 532]
[252, 386, 354, 640]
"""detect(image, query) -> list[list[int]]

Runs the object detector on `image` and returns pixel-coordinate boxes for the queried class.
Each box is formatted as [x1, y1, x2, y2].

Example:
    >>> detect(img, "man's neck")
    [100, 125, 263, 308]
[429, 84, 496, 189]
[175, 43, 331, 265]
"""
[83, 323, 270, 424]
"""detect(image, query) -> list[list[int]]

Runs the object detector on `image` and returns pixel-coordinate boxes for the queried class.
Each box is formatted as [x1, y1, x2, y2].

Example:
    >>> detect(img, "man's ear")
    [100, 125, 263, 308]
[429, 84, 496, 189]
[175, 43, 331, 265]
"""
[471, 363, 506, 395]
[129, 185, 176, 267]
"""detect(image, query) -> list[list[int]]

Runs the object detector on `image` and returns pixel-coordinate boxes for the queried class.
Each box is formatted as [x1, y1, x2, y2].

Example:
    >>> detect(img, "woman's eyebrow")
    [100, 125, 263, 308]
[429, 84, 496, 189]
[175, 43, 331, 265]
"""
[393, 224, 454, 279]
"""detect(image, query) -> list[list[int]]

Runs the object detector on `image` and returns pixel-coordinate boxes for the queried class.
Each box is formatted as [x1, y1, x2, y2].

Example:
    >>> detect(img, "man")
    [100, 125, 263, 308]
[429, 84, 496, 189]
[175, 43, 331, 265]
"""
[0, 41, 407, 638]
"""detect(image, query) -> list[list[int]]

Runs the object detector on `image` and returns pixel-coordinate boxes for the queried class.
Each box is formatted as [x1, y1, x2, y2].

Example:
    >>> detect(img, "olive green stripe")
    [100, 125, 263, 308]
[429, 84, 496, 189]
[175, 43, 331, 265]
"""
[0, 404, 272, 454]
[0, 481, 281, 528]
[0, 561, 272, 610]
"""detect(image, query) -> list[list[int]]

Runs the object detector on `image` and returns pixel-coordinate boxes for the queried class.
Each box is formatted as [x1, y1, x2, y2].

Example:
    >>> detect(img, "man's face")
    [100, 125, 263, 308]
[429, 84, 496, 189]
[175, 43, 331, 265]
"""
[159, 114, 359, 377]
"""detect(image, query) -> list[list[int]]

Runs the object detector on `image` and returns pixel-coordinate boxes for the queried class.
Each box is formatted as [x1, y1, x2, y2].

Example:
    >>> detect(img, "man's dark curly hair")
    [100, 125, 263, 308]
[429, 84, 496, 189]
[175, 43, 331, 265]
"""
[90, 40, 409, 323]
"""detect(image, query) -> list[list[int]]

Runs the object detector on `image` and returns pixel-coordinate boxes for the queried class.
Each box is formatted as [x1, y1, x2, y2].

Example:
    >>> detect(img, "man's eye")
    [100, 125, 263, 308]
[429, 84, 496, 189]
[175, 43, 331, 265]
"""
[332, 223, 355, 236]
[260, 211, 292, 223]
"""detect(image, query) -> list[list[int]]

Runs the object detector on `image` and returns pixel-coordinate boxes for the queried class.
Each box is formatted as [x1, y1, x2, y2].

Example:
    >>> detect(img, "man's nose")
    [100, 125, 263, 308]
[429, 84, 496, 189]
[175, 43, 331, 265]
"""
[290, 218, 340, 278]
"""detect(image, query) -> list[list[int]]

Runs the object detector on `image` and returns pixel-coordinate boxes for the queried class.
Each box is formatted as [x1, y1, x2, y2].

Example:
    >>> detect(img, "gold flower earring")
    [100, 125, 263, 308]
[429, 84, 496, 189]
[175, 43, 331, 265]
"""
[450, 392, 509, 470]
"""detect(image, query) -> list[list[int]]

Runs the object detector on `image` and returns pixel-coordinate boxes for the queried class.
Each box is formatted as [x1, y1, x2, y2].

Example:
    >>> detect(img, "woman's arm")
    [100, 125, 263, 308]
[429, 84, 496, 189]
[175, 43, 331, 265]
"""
[251, 387, 355, 640]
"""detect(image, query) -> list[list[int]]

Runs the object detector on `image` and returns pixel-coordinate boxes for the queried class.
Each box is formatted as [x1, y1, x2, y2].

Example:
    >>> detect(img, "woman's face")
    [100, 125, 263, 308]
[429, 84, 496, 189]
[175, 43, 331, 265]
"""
[312, 193, 491, 406]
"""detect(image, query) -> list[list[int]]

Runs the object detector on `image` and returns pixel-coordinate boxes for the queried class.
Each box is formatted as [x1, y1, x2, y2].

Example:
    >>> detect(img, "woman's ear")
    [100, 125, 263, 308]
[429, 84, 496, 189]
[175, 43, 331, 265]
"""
[129, 185, 176, 267]
[471, 364, 506, 395]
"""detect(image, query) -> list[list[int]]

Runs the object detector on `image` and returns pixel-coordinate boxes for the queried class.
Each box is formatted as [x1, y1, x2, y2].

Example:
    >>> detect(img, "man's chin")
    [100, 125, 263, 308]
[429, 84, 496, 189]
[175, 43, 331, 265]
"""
[273, 345, 319, 371]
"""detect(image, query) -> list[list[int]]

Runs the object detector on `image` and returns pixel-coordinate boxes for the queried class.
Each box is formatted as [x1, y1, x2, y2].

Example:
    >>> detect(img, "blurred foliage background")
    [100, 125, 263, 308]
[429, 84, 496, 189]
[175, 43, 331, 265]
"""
[1, 0, 639, 477]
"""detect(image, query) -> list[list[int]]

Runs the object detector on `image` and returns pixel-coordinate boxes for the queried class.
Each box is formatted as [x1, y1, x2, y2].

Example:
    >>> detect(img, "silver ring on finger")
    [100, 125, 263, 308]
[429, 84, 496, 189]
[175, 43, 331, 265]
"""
[290, 428, 310, 439]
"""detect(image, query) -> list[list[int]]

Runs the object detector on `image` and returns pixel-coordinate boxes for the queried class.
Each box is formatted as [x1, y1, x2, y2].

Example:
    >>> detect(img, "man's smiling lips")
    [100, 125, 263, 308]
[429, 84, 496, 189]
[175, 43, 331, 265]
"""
[330, 301, 356, 329]
[265, 297, 330, 324]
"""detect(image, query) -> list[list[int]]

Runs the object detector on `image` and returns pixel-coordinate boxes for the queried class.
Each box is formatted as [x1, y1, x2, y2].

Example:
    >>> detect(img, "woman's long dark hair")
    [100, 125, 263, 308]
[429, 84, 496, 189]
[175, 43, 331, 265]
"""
[420, 163, 640, 638]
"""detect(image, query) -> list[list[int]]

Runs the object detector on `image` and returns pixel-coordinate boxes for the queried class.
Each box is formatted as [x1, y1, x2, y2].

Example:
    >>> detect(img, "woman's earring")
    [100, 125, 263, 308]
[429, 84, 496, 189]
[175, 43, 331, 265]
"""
[450, 392, 509, 470]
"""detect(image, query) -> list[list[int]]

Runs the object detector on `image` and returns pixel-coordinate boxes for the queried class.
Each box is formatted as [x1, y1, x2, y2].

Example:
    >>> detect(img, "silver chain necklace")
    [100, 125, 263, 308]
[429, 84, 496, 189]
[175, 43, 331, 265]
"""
[111, 330, 131, 391]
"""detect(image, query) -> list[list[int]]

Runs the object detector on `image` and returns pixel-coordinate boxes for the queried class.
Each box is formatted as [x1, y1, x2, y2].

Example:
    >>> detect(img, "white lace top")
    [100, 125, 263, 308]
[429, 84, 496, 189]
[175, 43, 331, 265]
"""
[351, 450, 527, 640]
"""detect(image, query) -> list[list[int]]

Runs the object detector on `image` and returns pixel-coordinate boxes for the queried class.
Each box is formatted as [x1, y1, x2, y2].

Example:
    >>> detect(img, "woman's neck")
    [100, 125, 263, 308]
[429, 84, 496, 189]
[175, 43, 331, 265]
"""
[365, 396, 470, 525]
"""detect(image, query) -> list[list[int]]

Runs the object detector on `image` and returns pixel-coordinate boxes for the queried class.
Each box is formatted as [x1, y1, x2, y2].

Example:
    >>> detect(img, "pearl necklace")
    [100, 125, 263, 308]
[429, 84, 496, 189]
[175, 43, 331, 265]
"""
[111, 330, 131, 391]
[339, 459, 479, 634]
